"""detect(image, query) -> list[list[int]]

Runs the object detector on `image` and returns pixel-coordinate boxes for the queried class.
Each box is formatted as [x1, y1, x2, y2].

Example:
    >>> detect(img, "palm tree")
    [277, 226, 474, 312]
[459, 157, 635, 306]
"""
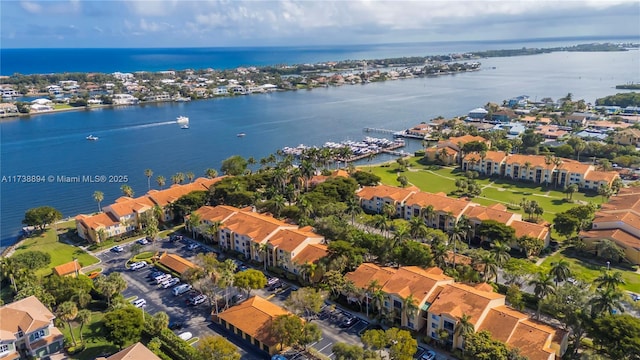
[96, 228, 107, 244]
[490, 241, 511, 267]
[594, 270, 625, 291]
[186, 171, 195, 183]
[408, 216, 428, 242]
[522, 161, 531, 181]
[402, 294, 418, 328]
[205, 168, 218, 179]
[553, 156, 563, 188]
[391, 223, 410, 248]
[0, 258, 19, 293]
[528, 272, 555, 319]
[297, 197, 313, 219]
[372, 214, 390, 238]
[300, 262, 318, 285]
[370, 287, 386, 322]
[76, 309, 91, 344]
[365, 280, 382, 318]
[432, 243, 448, 269]
[57, 301, 79, 347]
[544, 154, 553, 187]
[300, 160, 315, 191]
[93, 191, 104, 212]
[253, 242, 269, 271]
[156, 175, 166, 189]
[120, 184, 134, 197]
[144, 169, 153, 191]
[479, 254, 498, 282]
[448, 221, 467, 268]
[272, 194, 286, 218]
[591, 288, 625, 317]
[345, 196, 362, 226]
[549, 259, 571, 286]
[187, 212, 202, 239]
[454, 314, 475, 350]
[421, 205, 436, 228]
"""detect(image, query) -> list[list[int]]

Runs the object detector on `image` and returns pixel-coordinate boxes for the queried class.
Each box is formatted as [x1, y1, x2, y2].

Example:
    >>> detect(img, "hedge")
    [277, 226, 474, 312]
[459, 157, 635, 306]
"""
[143, 321, 198, 360]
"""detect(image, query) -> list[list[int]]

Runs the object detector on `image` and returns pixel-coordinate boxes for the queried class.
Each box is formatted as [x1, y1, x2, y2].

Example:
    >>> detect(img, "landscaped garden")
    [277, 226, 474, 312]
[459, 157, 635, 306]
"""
[11, 221, 99, 277]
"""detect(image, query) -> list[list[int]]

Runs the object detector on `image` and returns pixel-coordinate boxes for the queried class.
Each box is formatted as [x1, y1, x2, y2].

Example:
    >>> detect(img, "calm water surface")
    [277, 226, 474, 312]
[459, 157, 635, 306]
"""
[1, 50, 639, 246]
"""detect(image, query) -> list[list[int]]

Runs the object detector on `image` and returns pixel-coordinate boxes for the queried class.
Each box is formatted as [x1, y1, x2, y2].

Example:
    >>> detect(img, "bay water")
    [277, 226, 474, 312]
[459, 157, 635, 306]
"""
[1, 49, 638, 247]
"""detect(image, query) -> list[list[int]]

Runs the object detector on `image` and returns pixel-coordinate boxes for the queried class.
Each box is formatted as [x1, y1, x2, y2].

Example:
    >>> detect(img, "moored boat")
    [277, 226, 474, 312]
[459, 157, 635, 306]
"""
[86, 135, 98, 140]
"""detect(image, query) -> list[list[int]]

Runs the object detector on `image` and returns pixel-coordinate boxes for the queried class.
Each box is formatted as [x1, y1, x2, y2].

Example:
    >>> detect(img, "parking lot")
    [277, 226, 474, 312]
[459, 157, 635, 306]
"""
[96, 237, 448, 360]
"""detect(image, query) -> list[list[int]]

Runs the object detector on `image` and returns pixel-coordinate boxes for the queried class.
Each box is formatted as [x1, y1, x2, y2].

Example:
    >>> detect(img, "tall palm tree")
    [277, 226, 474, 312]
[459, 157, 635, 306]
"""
[144, 169, 153, 191]
[591, 288, 625, 317]
[421, 205, 436, 228]
[432, 243, 448, 269]
[479, 254, 498, 282]
[454, 314, 474, 350]
[300, 262, 318, 285]
[0, 258, 19, 293]
[120, 184, 134, 197]
[391, 223, 410, 248]
[93, 191, 104, 212]
[186, 171, 195, 183]
[300, 160, 315, 191]
[365, 280, 382, 318]
[187, 212, 202, 239]
[297, 197, 313, 219]
[490, 241, 511, 267]
[156, 175, 166, 189]
[549, 259, 571, 286]
[218, 259, 237, 309]
[370, 287, 386, 322]
[402, 294, 418, 328]
[408, 216, 428, 242]
[372, 214, 390, 238]
[345, 196, 362, 226]
[594, 270, 625, 291]
[553, 156, 563, 188]
[528, 272, 555, 319]
[76, 309, 91, 344]
[448, 221, 467, 268]
[544, 154, 553, 187]
[57, 301, 79, 346]
[272, 194, 286, 218]
[382, 203, 396, 220]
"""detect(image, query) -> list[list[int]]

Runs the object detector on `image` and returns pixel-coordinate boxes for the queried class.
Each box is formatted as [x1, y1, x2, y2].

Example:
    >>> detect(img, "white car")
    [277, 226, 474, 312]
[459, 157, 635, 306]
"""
[178, 332, 193, 341]
[155, 274, 172, 284]
[160, 278, 180, 289]
[129, 262, 146, 271]
[132, 298, 147, 308]
[137, 238, 150, 245]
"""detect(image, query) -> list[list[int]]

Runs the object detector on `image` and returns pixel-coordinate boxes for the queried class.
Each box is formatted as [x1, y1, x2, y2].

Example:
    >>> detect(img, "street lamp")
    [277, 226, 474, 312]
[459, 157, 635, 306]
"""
[606, 261, 610, 271]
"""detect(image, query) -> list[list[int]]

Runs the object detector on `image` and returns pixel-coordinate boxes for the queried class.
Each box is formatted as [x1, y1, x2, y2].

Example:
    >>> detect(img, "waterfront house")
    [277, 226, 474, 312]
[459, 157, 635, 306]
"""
[580, 187, 640, 265]
[357, 184, 419, 217]
[112, 94, 138, 105]
[0, 296, 65, 359]
[491, 109, 516, 123]
[96, 342, 161, 360]
[534, 125, 569, 140]
[0, 103, 19, 117]
[403, 191, 474, 232]
[213, 296, 294, 355]
[467, 107, 488, 121]
[75, 212, 124, 243]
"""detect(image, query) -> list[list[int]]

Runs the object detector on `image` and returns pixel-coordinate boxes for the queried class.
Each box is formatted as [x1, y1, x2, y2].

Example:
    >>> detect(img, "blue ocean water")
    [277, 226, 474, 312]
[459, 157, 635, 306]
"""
[1, 43, 639, 248]
[1, 37, 633, 75]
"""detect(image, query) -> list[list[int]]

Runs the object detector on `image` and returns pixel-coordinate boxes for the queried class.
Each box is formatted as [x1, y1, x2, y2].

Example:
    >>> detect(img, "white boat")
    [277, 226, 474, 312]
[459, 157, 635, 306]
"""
[176, 116, 189, 124]
[86, 135, 98, 141]
[181, 124, 189, 129]
[237, 133, 246, 137]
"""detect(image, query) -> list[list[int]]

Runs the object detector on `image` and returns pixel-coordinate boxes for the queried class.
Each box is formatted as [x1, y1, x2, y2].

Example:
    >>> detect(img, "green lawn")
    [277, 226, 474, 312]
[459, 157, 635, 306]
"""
[59, 311, 119, 360]
[12, 221, 99, 277]
[540, 250, 640, 293]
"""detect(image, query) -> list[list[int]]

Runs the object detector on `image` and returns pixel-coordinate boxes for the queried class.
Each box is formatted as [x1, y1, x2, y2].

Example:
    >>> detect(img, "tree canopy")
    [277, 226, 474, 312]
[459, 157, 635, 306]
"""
[22, 206, 62, 230]
[103, 307, 144, 350]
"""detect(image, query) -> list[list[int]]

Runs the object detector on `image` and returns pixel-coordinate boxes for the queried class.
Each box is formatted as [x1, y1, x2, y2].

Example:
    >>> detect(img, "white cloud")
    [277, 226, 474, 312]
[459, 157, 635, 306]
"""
[20, 1, 42, 14]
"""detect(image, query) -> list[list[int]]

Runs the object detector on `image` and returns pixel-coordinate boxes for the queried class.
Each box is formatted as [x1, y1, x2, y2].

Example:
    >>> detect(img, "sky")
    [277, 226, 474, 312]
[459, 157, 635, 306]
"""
[1, 0, 639, 48]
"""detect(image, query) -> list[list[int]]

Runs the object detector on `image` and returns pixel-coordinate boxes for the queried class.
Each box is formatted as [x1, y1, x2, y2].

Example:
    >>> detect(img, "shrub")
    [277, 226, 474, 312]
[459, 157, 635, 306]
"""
[12, 250, 51, 269]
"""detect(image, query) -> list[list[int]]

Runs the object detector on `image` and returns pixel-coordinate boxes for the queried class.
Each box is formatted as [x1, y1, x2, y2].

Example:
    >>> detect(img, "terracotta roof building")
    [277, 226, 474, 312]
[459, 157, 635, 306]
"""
[214, 296, 294, 355]
[0, 296, 64, 359]
[97, 342, 161, 360]
[52, 259, 82, 277]
[157, 252, 198, 275]
[580, 186, 640, 264]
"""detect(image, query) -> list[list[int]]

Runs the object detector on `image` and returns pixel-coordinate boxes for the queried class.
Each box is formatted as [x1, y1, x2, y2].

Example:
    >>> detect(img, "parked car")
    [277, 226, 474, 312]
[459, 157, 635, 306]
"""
[189, 294, 208, 306]
[173, 284, 192, 296]
[155, 274, 172, 284]
[137, 238, 149, 245]
[148, 270, 164, 279]
[340, 316, 358, 328]
[160, 278, 181, 289]
[631, 293, 640, 302]
[421, 350, 436, 360]
[266, 277, 280, 287]
[267, 281, 284, 292]
[187, 243, 200, 251]
[232, 293, 246, 304]
[110, 245, 124, 253]
[168, 321, 184, 330]
[132, 298, 147, 308]
[178, 332, 193, 341]
[130, 262, 147, 271]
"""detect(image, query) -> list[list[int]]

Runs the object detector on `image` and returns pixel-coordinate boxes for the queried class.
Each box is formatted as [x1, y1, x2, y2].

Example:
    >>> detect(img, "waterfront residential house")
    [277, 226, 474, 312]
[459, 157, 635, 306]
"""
[75, 212, 124, 243]
[358, 184, 550, 247]
[0, 296, 65, 359]
[424, 135, 490, 165]
[52, 259, 81, 277]
[613, 128, 640, 146]
[102, 196, 156, 233]
[580, 187, 640, 264]
[461, 152, 619, 191]
[96, 342, 161, 360]
[213, 296, 295, 355]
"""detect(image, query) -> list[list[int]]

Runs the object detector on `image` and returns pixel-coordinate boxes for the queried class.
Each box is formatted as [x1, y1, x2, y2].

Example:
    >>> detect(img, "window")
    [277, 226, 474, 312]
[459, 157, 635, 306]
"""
[443, 321, 454, 331]
[431, 322, 438, 329]
[408, 321, 414, 328]
[31, 329, 45, 341]
[431, 332, 437, 339]
[17, 330, 23, 338]
[431, 314, 438, 320]
[0, 345, 9, 353]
